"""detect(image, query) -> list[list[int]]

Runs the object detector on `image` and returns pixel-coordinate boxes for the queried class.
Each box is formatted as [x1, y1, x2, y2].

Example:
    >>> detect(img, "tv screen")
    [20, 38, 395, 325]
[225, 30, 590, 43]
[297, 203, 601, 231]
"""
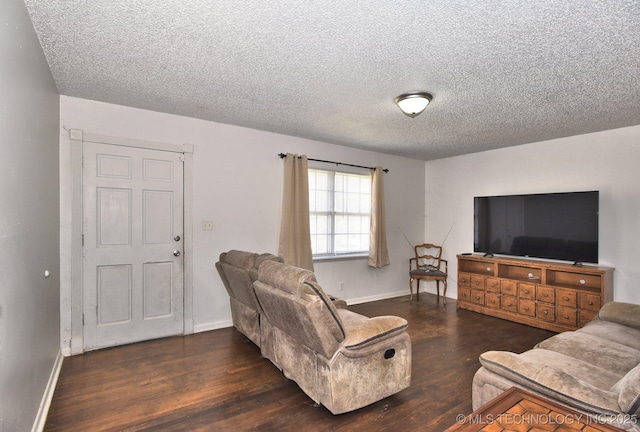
[474, 191, 599, 264]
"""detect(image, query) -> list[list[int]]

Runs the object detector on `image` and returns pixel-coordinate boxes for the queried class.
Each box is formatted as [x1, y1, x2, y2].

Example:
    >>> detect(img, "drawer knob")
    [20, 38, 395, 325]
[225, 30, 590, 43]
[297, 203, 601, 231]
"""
[563, 297, 569, 301]
[543, 310, 548, 315]
[476, 295, 481, 300]
[524, 290, 530, 294]
[564, 315, 570, 319]
[487, 267, 491, 272]
[525, 307, 530, 311]
[588, 301, 594, 306]
[579, 279, 586, 285]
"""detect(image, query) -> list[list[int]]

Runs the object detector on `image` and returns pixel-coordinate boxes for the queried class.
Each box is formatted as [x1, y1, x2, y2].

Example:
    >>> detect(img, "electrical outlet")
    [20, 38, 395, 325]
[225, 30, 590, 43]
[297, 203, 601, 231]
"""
[339, 282, 344, 291]
[202, 220, 213, 231]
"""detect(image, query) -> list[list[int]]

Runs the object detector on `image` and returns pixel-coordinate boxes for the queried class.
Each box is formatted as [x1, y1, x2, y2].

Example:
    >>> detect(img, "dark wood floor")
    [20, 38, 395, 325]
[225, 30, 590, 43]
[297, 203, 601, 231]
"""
[45, 294, 554, 431]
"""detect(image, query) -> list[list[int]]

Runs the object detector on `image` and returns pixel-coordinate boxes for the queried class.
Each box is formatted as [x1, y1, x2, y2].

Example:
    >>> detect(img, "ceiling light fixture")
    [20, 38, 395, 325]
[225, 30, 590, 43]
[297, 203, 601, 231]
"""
[394, 91, 433, 118]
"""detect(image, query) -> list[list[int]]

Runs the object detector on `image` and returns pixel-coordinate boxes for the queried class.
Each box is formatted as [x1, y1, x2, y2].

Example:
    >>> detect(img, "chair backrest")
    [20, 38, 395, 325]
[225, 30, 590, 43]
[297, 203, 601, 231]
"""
[254, 260, 345, 358]
[215, 250, 282, 310]
[414, 243, 443, 269]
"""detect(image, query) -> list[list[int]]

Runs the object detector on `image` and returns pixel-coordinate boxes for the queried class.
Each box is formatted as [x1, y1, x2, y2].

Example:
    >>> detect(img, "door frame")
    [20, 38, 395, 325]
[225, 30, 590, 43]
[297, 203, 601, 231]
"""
[68, 129, 194, 355]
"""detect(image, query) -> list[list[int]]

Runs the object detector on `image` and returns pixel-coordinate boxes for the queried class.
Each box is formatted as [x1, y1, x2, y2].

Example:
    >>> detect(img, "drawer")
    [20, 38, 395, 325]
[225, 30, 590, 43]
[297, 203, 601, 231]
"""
[557, 289, 577, 308]
[458, 287, 471, 302]
[458, 273, 471, 288]
[470, 276, 485, 290]
[486, 292, 500, 309]
[537, 303, 555, 322]
[500, 280, 517, 296]
[557, 306, 578, 327]
[500, 295, 517, 313]
[471, 289, 485, 306]
[537, 286, 555, 304]
[579, 293, 601, 312]
[486, 278, 501, 293]
[579, 310, 597, 327]
[519, 299, 536, 317]
[518, 283, 536, 300]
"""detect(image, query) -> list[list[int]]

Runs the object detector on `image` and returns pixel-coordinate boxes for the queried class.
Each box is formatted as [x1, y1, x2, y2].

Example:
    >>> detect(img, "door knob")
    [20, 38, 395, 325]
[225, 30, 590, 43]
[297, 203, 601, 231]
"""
[173, 250, 181, 257]
[174, 235, 181, 241]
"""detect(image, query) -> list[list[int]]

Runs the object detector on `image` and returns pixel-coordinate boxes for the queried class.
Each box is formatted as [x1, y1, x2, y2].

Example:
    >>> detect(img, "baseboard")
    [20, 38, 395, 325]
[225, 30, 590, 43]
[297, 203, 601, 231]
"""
[31, 350, 64, 432]
[193, 319, 233, 334]
[346, 289, 408, 305]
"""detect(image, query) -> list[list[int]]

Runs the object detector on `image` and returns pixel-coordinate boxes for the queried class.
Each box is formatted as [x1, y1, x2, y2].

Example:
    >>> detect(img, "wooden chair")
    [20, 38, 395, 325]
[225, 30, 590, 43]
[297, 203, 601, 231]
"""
[409, 243, 448, 303]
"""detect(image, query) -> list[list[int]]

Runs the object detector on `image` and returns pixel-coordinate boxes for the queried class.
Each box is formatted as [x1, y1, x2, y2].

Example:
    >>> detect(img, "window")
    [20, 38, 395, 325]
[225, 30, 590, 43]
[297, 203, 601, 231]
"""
[308, 168, 371, 258]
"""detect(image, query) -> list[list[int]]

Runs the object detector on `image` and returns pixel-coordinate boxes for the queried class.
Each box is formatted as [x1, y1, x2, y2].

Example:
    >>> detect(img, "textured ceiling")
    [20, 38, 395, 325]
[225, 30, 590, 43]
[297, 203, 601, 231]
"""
[24, 0, 640, 160]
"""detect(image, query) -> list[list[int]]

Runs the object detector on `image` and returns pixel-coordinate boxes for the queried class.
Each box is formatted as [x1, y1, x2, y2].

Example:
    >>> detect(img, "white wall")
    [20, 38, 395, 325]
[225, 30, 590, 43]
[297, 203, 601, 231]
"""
[59, 96, 425, 346]
[424, 126, 640, 304]
[0, 0, 61, 430]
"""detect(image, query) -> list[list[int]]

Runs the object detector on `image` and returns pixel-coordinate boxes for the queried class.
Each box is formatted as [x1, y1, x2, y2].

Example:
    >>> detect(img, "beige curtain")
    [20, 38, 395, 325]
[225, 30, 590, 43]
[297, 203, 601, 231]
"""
[368, 166, 390, 268]
[278, 153, 314, 271]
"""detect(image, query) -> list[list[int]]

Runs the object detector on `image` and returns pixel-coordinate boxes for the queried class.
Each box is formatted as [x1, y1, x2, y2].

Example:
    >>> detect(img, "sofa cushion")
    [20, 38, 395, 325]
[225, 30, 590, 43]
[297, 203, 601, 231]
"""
[222, 250, 257, 269]
[300, 281, 345, 341]
[248, 253, 283, 280]
[611, 364, 640, 416]
[218, 262, 257, 307]
[479, 350, 621, 414]
[521, 348, 624, 390]
[255, 252, 283, 267]
[598, 302, 640, 331]
[580, 319, 640, 351]
[257, 260, 316, 295]
[536, 331, 640, 377]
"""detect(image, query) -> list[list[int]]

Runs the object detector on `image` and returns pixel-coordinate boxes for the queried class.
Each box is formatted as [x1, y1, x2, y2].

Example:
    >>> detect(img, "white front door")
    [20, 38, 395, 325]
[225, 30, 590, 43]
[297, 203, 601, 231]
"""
[82, 141, 184, 351]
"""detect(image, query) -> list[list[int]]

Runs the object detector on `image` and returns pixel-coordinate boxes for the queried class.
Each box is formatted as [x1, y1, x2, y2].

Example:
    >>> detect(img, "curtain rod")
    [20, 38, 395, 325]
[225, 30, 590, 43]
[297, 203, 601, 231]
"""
[278, 153, 389, 173]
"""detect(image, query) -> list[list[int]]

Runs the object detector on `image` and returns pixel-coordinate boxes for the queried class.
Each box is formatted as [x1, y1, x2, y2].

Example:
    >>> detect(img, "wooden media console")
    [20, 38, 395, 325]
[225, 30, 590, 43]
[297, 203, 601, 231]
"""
[457, 254, 614, 332]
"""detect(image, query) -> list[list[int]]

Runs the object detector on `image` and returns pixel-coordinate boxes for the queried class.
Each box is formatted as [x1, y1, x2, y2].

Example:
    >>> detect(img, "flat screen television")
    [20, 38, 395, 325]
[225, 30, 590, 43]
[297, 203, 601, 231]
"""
[474, 191, 599, 264]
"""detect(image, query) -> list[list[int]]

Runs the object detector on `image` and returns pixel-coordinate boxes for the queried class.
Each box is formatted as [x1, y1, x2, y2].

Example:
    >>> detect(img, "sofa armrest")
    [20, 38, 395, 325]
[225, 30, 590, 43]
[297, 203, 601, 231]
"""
[338, 309, 408, 349]
[479, 351, 621, 415]
[597, 302, 640, 331]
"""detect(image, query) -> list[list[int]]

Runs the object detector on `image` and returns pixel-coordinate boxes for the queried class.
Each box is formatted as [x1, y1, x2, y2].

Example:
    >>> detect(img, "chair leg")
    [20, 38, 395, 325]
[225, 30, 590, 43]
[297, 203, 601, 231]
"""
[409, 277, 413, 300]
[436, 280, 440, 299]
[443, 279, 447, 305]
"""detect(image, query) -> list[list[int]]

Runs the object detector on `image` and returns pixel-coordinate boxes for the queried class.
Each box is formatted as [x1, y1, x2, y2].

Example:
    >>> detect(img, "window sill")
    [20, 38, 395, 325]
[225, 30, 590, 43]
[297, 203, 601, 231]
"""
[313, 254, 369, 263]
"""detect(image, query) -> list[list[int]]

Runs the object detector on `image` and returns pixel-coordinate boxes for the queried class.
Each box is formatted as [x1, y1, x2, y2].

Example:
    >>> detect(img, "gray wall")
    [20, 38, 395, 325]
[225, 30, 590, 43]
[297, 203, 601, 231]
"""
[0, 0, 60, 430]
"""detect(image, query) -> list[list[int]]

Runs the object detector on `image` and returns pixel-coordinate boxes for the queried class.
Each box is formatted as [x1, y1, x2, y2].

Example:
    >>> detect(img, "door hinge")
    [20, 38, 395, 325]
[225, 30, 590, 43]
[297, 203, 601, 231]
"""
[179, 154, 185, 162]
[82, 314, 85, 325]
[82, 234, 84, 247]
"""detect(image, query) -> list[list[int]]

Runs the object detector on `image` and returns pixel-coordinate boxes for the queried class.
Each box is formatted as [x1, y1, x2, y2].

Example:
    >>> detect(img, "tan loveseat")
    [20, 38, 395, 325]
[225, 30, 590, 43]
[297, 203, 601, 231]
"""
[253, 260, 412, 414]
[472, 302, 640, 430]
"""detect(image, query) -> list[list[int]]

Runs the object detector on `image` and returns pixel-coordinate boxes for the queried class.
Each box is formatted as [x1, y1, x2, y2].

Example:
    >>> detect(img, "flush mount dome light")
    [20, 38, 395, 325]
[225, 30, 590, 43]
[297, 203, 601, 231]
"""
[394, 91, 433, 117]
